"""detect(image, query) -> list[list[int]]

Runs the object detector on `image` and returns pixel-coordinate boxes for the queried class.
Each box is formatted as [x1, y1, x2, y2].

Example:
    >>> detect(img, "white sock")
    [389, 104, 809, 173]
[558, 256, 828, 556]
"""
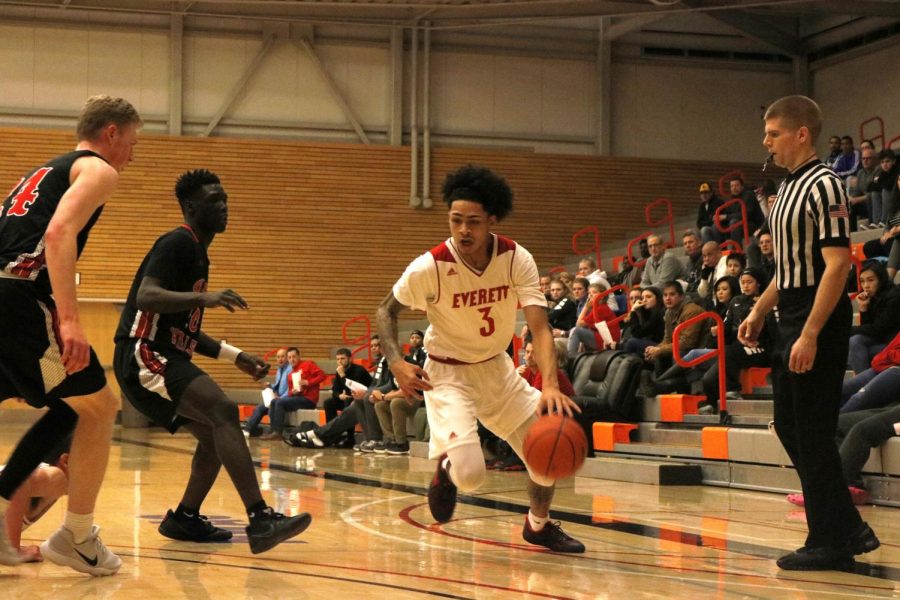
[528, 511, 549, 531]
[64, 511, 94, 544]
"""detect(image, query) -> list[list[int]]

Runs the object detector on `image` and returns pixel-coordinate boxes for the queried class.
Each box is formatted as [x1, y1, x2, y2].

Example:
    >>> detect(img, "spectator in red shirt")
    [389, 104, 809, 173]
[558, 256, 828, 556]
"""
[260, 347, 326, 440]
[566, 282, 622, 358]
[517, 340, 575, 396]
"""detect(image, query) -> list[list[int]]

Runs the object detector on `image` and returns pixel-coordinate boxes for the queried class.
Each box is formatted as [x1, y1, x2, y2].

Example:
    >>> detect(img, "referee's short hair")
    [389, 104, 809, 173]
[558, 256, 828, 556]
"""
[764, 95, 822, 144]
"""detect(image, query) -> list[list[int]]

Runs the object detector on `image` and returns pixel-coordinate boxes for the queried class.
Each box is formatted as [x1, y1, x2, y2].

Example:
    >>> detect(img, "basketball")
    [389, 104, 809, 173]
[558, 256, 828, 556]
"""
[523, 414, 588, 479]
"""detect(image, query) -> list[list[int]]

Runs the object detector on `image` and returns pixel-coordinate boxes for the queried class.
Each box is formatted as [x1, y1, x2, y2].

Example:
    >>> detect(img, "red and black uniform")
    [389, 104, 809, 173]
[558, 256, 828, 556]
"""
[0, 150, 108, 406]
[113, 225, 214, 433]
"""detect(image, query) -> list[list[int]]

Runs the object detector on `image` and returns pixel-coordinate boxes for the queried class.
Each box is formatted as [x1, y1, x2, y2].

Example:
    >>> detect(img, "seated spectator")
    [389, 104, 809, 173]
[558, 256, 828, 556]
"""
[556, 271, 574, 290]
[372, 331, 427, 455]
[841, 329, 900, 414]
[571, 277, 591, 326]
[288, 337, 388, 450]
[824, 135, 841, 168]
[870, 149, 899, 227]
[697, 241, 728, 301]
[244, 346, 300, 437]
[725, 176, 766, 241]
[682, 229, 704, 300]
[725, 252, 746, 278]
[609, 240, 649, 288]
[696, 182, 726, 244]
[849, 261, 900, 374]
[577, 258, 617, 310]
[640, 235, 685, 291]
[643, 281, 704, 376]
[2, 444, 70, 562]
[653, 275, 738, 395]
[833, 135, 861, 180]
[755, 179, 778, 220]
[539, 273, 553, 303]
[613, 287, 665, 356]
[517, 339, 576, 396]
[567, 282, 621, 357]
[259, 347, 326, 440]
[324, 348, 373, 423]
[849, 147, 878, 230]
[547, 279, 577, 335]
[747, 229, 775, 282]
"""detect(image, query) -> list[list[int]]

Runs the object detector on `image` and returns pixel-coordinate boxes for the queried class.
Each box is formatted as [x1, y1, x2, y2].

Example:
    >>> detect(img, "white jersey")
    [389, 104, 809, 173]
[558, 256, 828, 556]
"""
[393, 234, 545, 363]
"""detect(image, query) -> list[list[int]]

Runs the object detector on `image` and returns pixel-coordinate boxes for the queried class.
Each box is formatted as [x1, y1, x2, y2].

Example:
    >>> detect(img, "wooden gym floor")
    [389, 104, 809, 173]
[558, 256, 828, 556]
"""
[1, 419, 897, 599]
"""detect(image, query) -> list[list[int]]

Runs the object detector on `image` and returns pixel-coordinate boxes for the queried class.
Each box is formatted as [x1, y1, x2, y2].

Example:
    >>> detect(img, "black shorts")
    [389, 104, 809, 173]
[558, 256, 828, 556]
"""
[0, 279, 106, 407]
[114, 339, 204, 433]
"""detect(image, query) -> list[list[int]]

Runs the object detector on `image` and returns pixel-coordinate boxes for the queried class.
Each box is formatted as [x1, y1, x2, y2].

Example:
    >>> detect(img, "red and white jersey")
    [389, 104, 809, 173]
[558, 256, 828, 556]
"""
[392, 234, 545, 363]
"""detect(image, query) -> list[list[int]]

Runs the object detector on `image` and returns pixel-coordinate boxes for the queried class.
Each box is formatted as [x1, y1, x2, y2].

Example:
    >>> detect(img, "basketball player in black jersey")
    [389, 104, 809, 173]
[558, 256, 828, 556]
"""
[0, 95, 141, 575]
[113, 169, 311, 554]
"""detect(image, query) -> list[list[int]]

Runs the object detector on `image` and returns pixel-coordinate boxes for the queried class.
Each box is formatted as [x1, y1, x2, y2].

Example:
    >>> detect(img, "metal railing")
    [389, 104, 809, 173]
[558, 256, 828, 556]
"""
[859, 116, 884, 151]
[572, 225, 602, 271]
[341, 314, 372, 366]
[714, 197, 749, 248]
[672, 310, 729, 424]
[645, 198, 674, 249]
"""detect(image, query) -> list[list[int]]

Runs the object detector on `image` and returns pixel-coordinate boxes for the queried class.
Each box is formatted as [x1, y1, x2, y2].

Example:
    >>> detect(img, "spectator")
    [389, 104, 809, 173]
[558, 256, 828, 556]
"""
[260, 347, 326, 440]
[871, 149, 899, 226]
[556, 271, 574, 290]
[697, 241, 728, 301]
[614, 287, 665, 356]
[517, 340, 576, 396]
[244, 347, 301, 437]
[849, 147, 879, 229]
[747, 229, 775, 282]
[832, 136, 861, 179]
[567, 283, 621, 357]
[539, 274, 553, 302]
[860, 139, 876, 152]
[849, 262, 900, 374]
[577, 258, 617, 310]
[755, 179, 778, 219]
[609, 239, 649, 288]
[824, 135, 841, 168]
[640, 234, 685, 290]
[682, 229, 704, 299]
[288, 337, 388, 451]
[840, 329, 900, 414]
[726, 176, 766, 242]
[696, 182, 726, 244]
[373, 334, 428, 455]
[547, 279, 578, 336]
[725, 252, 747, 278]
[644, 281, 704, 376]
[571, 277, 591, 325]
[324, 348, 372, 424]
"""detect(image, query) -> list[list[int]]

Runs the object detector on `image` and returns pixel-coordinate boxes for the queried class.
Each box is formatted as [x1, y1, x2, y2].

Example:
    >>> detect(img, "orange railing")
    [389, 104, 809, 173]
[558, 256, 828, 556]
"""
[672, 310, 728, 423]
[645, 198, 674, 249]
[593, 284, 630, 327]
[714, 197, 749, 248]
[572, 225, 602, 271]
[889, 134, 900, 151]
[717, 169, 746, 199]
[849, 255, 864, 300]
[720, 239, 744, 255]
[341, 315, 372, 366]
[859, 116, 885, 151]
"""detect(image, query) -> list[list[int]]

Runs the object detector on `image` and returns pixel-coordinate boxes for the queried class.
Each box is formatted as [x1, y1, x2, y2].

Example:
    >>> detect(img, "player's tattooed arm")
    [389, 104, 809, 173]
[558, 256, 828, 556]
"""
[376, 292, 432, 398]
[137, 276, 249, 314]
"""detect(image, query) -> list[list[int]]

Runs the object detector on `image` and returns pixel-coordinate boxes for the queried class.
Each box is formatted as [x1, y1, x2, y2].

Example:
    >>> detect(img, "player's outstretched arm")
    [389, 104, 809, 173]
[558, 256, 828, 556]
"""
[137, 276, 249, 314]
[192, 331, 270, 379]
[376, 292, 432, 399]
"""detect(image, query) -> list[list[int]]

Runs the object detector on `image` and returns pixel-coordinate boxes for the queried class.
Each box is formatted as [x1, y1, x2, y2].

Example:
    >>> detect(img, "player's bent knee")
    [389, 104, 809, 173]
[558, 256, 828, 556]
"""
[446, 444, 486, 491]
[63, 386, 120, 422]
[525, 468, 556, 488]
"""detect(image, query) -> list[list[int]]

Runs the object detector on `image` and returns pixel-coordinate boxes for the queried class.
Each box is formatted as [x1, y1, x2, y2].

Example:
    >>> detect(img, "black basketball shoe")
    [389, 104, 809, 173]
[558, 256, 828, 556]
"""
[523, 519, 585, 553]
[158, 509, 233, 542]
[246, 508, 312, 554]
[427, 454, 457, 523]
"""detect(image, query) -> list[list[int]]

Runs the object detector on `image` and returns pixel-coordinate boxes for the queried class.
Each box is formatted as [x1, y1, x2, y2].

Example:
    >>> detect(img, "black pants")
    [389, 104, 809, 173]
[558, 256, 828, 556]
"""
[836, 404, 900, 487]
[772, 289, 862, 548]
[323, 396, 350, 422]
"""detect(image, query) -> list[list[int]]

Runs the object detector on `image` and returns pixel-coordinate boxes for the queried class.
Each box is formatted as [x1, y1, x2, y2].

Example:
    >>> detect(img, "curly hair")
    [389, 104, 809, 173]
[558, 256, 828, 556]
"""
[175, 169, 221, 209]
[442, 164, 513, 221]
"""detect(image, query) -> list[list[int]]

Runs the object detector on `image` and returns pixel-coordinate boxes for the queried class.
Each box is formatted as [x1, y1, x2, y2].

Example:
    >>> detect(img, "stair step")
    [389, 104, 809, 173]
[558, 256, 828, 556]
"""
[683, 414, 771, 427]
[726, 399, 774, 415]
[642, 427, 702, 446]
[609, 441, 704, 459]
[579, 455, 703, 485]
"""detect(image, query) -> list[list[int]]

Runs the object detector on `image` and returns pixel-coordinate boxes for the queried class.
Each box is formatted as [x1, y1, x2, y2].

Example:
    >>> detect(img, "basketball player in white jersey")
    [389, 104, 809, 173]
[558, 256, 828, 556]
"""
[376, 165, 585, 553]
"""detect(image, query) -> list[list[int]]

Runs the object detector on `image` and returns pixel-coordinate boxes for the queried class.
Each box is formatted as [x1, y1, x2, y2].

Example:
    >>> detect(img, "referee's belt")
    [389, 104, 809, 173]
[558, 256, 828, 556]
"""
[429, 354, 498, 366]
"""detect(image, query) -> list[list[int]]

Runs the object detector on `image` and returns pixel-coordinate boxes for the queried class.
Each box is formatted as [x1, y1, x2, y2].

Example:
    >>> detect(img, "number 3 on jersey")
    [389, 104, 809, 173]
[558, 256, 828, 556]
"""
[477, 307, 496, 337]
[2, 167, 53, 218]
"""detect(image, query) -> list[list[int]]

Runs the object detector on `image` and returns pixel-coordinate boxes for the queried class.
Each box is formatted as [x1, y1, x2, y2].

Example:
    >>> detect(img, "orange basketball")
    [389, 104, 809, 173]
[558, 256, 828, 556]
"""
[523, 414, 588, 479]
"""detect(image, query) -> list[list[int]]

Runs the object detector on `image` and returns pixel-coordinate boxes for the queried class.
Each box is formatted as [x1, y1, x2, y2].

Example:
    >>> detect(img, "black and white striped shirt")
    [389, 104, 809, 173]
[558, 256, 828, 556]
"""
[769, 159, 850, 290]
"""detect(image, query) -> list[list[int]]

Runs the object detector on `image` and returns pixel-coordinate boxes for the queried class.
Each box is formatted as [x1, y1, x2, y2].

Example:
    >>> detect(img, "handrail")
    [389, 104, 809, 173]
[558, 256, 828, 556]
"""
[859, 116, 884, 151]
[592, 284, 630, 327]
[714, 197, 749, 248]
[341, 314, 372, 365]
[719, 239, 743, 254]
[572, 225, 602, 271]
[645, 198, 674, 249]
[672, 310, 728, 423]
[625, 231, 653, 267]
[717, 169, 745, 199]
[888, 133, 900, 151]
[849, 254, 863, 300]
[548, 265, 568, 275]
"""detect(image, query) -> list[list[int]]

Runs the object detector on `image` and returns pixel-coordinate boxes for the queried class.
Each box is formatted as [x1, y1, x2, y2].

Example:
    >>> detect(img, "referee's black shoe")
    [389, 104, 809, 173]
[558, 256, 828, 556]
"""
[246, 508, 312, 554]
[158, 509, 233, 542]
[428, 454, 457, 523]
[776, 546, 854, 571]
[849, 522, 880, 555]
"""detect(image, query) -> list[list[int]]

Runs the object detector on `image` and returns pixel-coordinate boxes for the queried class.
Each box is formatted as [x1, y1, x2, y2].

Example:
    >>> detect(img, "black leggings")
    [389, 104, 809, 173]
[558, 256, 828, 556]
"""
[836, 404, 900, 486]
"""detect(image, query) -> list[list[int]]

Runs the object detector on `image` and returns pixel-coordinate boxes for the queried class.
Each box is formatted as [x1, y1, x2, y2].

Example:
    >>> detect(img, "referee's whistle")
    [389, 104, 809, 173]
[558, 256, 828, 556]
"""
[762, 153, 774, 172]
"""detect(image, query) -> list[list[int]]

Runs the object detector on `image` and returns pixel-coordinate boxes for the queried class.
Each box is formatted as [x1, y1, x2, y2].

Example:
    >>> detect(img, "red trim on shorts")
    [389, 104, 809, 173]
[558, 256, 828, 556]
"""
[429, 354, 497, 366]
[138, 343, 166, 375]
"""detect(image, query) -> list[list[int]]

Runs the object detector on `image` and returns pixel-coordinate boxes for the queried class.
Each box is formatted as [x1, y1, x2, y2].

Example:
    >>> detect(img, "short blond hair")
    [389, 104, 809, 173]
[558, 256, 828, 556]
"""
[764, 95, 822, 144]
[76, 95, 142, 141]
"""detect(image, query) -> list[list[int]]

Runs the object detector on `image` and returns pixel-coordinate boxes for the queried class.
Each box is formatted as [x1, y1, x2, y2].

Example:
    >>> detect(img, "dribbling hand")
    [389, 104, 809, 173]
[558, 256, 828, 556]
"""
[391, 359, 432, 400]
[536, 388, 581, 419]
[201, 289, 249, 312]
[236, 353, 270, 380]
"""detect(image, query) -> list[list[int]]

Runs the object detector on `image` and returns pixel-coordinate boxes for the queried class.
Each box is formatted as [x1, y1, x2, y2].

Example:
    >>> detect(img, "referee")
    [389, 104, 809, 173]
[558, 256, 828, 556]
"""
[738, 95, 879, 571]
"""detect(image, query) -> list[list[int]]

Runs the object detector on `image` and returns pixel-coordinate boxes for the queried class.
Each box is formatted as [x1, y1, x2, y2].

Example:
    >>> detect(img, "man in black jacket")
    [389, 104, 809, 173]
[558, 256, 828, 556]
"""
[323, 348, 373, 422]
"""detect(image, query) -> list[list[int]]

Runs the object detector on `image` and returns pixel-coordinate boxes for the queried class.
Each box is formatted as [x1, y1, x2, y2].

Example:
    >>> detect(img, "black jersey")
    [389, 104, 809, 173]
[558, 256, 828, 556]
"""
[0, 150, 107, 288]
[115, 225, 209, 358]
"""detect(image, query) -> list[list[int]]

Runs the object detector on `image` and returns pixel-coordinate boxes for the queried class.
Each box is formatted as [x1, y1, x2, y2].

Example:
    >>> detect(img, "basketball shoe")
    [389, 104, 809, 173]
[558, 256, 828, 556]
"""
[428, 454, 457, 523]
[40, 525, 122, 576]
[522, 519, 585, 553]
[245, 508, 312, 554]
[158, 509, 233, 542]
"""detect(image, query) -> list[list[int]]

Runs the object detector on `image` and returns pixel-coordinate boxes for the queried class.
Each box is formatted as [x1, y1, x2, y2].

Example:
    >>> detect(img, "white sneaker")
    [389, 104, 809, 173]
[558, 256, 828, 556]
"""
[40, 525, 122, 576]
[0, 511, 21, 566]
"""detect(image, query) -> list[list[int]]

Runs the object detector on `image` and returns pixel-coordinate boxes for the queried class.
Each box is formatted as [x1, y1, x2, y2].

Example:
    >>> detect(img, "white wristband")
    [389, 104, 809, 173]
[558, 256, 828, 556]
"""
[219, 342, 242, 364]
